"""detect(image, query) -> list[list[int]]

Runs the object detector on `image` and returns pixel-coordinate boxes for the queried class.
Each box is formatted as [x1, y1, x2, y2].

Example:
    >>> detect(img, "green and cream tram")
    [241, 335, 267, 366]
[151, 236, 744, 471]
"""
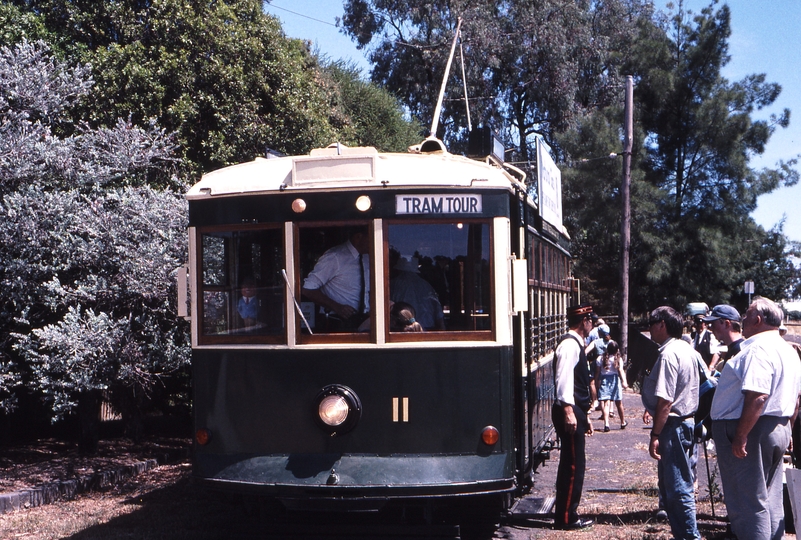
[182, 136, 574, 514]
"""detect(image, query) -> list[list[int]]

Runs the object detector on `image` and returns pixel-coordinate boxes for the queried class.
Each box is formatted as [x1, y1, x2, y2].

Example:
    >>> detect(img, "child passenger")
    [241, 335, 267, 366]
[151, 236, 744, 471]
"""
[390, 302, 423, 332]
[595, 340, 628, 432]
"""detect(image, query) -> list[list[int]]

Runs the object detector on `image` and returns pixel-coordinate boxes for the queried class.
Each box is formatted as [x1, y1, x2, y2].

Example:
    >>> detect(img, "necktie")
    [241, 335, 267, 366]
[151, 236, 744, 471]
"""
[358, 253, 365, 314]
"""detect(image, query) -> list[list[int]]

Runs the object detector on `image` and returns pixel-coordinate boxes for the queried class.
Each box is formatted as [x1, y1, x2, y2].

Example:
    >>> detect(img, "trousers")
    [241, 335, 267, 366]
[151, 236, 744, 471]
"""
[552, 404, 588, 526]
[713, 416, 791, 540]
[657, 416, 700, 539]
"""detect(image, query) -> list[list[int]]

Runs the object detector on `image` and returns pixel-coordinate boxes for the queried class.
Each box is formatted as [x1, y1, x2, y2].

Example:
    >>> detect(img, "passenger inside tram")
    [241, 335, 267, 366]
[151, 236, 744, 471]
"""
[236, 277, 261, 328]
[390, 302, 424, 332]
[389, 249, 445, 331]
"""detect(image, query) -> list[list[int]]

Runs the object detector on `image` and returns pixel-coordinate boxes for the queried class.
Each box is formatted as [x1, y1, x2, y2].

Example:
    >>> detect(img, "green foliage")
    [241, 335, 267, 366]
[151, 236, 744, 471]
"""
[6, 187, 190, 420]
[6, 0, 421, 176]
[0, 38, 188, 423]
[560, 2, 798, 314]
[319, 60, 423, 151]
[79, 0, 338, 174]
[341, 0, 651, 161]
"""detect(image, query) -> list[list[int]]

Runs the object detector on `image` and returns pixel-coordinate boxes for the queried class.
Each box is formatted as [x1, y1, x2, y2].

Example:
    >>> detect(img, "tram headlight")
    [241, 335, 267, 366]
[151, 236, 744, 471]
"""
[314, 385, 362, 436]
[319, 395, 349, 426]
[291, 198, 307, 213]
[355, 195, 372, 211]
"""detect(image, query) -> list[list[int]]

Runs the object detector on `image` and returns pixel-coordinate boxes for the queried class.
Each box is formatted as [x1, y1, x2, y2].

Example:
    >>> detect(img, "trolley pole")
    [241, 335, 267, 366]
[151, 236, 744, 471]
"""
[620, 76, 633, 360]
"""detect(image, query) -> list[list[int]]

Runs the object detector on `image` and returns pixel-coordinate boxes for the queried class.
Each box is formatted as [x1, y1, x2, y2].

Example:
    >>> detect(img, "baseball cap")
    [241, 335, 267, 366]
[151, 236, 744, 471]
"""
[702, 304, 740, 322]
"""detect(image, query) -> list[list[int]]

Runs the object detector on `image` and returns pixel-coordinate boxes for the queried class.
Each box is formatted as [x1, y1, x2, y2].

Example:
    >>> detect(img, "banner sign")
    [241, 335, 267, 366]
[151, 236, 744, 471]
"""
[537, 138, 563, 229]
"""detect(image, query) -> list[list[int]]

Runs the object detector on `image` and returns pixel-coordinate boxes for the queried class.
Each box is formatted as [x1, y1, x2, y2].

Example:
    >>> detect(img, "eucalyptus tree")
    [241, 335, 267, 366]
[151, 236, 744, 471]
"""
[341, 0, 651, 161]
[558, 1, 798, 314]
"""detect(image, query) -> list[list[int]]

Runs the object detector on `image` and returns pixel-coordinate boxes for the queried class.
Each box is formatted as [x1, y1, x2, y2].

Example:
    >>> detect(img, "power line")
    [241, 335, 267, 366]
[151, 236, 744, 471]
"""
[266, 2, 337, 28]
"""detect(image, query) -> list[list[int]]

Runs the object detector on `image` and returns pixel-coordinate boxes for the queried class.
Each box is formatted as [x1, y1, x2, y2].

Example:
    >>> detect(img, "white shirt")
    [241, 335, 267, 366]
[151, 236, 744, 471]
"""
[303, 241, 370, 312]
[711, 329, 801, 420]
[390, 271, 443, 329]
[554, 330, 583, 406]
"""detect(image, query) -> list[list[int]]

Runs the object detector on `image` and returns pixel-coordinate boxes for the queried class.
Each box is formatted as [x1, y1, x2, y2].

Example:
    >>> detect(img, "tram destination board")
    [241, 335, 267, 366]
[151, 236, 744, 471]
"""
[395, 194, 483, 215]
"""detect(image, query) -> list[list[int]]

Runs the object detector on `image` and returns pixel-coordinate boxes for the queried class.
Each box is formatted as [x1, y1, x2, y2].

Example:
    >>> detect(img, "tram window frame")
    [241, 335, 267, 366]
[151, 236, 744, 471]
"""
[196, 224, 287, 345]
[294, 221, 373, 345]
[384, 218, 495, 342]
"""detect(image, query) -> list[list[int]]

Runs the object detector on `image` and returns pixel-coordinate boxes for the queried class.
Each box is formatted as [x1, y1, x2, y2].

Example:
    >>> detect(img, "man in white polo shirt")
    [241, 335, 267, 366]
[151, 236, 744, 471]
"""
[711, 297, 801, 540]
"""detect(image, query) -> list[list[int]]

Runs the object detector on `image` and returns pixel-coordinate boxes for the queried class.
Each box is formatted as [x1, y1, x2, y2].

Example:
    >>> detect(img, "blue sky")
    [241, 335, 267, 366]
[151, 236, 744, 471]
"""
[263, 0, 801, 242]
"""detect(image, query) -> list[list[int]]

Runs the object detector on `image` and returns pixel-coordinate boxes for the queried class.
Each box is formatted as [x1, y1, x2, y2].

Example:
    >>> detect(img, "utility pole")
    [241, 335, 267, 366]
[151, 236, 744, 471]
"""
[620, 76, 633, 360]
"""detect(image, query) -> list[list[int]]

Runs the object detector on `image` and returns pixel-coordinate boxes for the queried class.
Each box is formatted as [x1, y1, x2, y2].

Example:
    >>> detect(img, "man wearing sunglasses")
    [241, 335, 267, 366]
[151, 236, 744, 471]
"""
[642, 306, 701, 540]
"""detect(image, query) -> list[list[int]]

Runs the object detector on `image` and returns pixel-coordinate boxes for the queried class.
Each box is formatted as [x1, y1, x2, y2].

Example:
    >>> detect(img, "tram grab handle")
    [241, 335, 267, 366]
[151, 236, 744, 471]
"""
[512, 258, 528, 313]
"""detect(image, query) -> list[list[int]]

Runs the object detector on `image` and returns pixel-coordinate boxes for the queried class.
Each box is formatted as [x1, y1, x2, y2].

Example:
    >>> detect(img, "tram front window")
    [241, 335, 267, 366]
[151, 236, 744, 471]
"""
[387, 221, 492, 334]
[198, 227, 285, 343]
[298, 225, 371, 335]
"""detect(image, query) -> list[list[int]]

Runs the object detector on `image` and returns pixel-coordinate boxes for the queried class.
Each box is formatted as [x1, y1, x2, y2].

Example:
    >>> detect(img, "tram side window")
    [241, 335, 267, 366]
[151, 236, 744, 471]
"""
[199, 228, 285, 341]
[387, 221, 491, 333]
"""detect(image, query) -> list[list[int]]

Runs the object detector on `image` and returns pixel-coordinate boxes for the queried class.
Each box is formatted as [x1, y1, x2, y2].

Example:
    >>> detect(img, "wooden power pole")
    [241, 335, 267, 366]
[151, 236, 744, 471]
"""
[620, 76, 633, 360]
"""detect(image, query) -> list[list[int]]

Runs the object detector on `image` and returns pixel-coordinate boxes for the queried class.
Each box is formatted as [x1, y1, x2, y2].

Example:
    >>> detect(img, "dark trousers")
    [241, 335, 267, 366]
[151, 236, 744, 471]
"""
[552, 404, 588, 526]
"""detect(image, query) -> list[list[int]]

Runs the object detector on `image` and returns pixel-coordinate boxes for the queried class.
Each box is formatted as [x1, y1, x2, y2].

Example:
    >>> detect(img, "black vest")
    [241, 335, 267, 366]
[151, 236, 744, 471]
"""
[555, 333, 592, 411]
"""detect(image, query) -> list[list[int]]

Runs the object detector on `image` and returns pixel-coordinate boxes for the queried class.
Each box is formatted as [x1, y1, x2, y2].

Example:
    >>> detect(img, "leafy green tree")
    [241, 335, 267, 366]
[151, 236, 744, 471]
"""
[7, 187, 189, 441]
[318, 60, 423, 151]
[0, 40, 188, 449]
[341, 0, 650, 161]
[6, 0, 421, 175]
[559, 2, 798, 316]
[634, 1, 797, 307]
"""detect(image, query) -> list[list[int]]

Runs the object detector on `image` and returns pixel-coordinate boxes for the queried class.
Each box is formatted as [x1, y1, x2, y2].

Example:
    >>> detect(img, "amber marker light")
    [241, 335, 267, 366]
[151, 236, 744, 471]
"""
[291, 198, 307, 213]
[355, 195, 372, 211]
[195, 428, 212, 446]
[481, 426, 499, 446]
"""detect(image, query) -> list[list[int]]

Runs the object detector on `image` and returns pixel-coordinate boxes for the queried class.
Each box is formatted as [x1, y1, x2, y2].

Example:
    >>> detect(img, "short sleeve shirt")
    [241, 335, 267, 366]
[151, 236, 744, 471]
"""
[642, 337, 700, 417]
[303, 241, 370, 312]
[711, 330, 801, 420]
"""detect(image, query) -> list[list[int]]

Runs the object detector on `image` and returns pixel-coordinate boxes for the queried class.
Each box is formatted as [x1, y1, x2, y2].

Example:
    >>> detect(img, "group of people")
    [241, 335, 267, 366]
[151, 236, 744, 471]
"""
[552, 299, 801, 540]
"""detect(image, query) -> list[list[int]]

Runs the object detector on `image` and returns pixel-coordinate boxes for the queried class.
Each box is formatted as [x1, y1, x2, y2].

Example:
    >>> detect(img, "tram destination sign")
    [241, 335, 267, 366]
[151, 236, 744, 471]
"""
[395, 194, 483, 215]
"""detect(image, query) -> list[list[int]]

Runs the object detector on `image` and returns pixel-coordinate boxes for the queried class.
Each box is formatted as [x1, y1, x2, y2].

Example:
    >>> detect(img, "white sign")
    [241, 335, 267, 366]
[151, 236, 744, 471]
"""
[396, 194, 483, 215]
[537, 139, 563, 229]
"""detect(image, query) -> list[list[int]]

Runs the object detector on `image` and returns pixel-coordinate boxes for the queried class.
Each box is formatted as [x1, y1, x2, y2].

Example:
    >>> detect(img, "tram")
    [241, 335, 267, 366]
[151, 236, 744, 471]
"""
[180, 133, 575, 514]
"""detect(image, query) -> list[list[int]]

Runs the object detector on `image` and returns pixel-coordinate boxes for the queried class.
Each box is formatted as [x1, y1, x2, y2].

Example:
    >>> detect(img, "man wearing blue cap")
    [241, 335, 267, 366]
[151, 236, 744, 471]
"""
[711, 297, 801, 540]
[702, 304, 743, 371]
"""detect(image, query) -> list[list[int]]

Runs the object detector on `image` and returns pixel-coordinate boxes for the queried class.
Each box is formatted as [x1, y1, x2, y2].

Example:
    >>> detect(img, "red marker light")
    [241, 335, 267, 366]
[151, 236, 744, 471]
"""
[481, 426, 499, 446]
[195, 428, 212, 446]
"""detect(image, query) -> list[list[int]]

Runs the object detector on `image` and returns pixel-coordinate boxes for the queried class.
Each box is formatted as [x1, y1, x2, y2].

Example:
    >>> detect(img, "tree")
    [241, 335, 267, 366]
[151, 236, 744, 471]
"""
[6, 0, 421, 176]
[318, 59, 423, 151]
[0, 40, 188, 449]
[559, 2, 798, 315]
[633, 1, 797, 307]
[341, 0, 650, 161]
[638, 2, 797, 220]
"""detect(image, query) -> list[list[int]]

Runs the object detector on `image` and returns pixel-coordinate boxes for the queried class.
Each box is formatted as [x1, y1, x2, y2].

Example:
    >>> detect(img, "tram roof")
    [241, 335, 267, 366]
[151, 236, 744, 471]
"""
[186, 142, 529, 201]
